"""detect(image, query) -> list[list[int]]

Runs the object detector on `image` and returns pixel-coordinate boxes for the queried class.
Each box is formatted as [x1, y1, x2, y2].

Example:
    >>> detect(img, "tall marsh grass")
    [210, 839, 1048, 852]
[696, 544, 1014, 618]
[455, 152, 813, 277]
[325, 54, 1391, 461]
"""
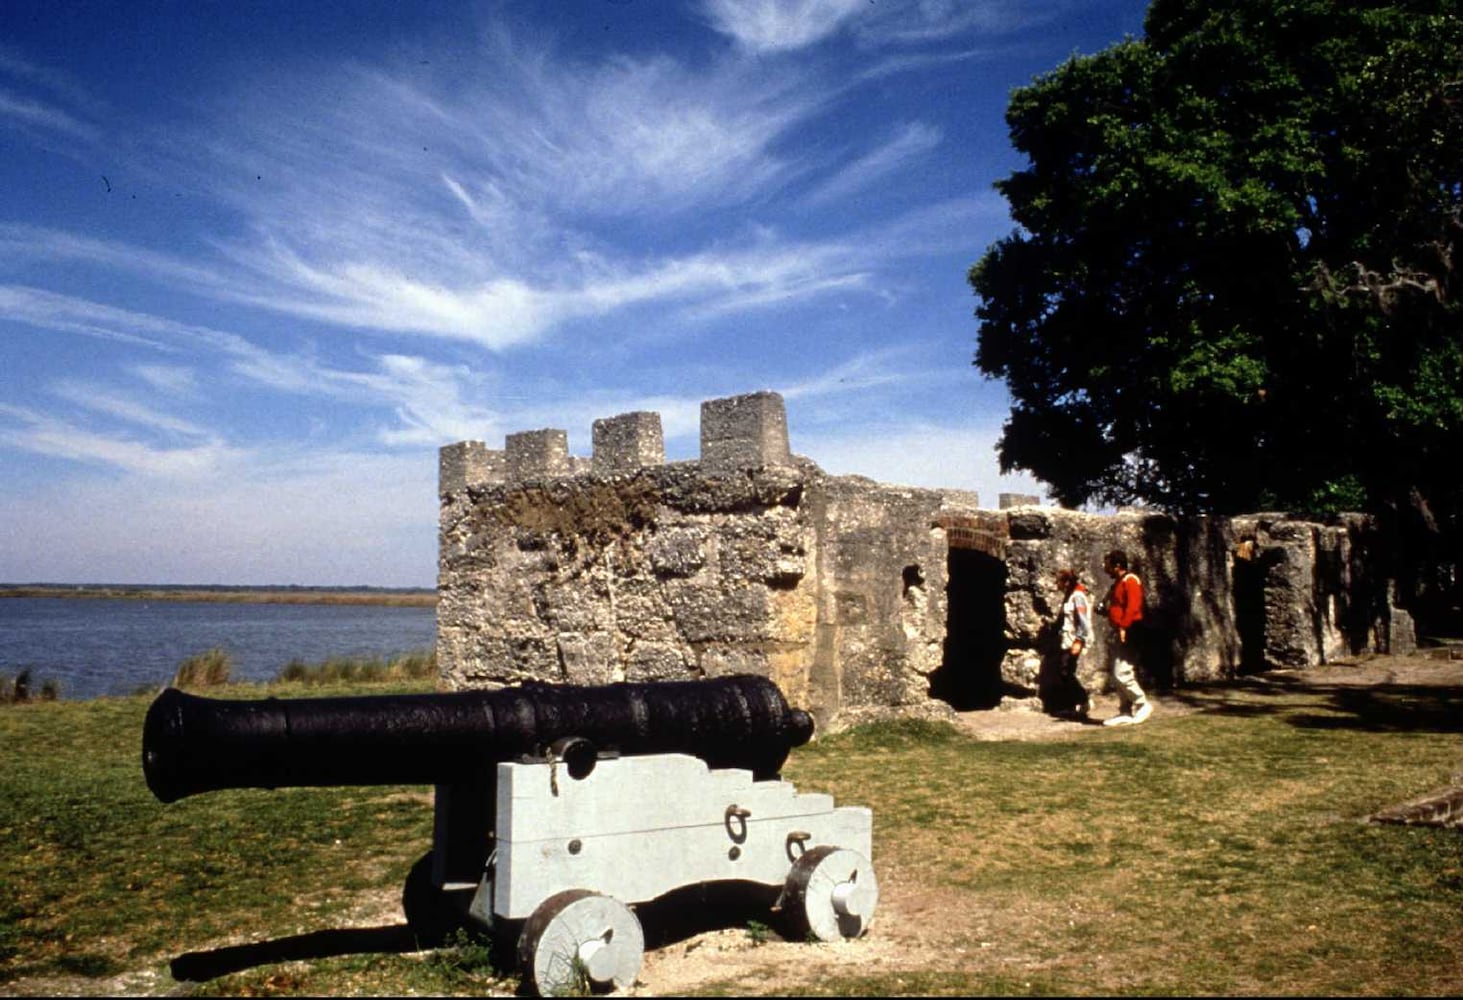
[275, 649, 437, 686]
[170, 647, 234, 689]
[0, 667, 60, 704]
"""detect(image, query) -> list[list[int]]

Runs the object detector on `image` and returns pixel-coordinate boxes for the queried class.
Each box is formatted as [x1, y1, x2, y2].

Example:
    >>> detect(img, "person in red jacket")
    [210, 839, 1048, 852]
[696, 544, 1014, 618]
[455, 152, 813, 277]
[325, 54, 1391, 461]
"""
[1101, 549, 1153, 726]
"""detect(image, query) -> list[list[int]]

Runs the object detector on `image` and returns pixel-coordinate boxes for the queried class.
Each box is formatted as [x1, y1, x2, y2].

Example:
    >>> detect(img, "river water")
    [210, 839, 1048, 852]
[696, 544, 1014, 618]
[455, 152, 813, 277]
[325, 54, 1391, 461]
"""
[0, 597, 438, 700]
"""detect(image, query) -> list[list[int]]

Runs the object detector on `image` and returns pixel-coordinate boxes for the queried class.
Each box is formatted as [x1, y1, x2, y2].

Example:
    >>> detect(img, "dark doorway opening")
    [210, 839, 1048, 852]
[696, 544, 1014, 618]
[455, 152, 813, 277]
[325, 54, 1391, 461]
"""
[928, 547, 1007, 710]
[1233, 544, 1267, 674]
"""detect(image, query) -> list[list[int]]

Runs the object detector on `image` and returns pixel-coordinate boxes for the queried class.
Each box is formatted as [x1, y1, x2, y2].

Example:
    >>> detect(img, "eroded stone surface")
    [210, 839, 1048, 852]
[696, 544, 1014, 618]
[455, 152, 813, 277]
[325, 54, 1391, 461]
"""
[439, 392, 1415, 730]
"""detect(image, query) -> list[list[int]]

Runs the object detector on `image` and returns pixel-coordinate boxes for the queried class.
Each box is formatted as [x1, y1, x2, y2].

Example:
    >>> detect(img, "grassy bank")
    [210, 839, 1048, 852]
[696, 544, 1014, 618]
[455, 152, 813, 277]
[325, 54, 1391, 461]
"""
[0, 585, 435, 607]
[1, 667, 1460, 996]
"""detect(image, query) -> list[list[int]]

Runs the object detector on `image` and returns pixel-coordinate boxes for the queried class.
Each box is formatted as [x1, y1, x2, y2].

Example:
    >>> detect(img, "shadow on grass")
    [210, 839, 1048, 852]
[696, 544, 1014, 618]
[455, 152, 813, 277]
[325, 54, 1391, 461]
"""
[1170, 672, 1463, 735]
[168, 882, 784, 983]
[170, 925, 420, 982]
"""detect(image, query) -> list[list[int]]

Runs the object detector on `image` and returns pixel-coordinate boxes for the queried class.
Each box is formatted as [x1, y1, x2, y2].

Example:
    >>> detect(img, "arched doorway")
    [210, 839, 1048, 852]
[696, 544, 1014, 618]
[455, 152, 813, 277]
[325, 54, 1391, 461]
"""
[927, 518, 1008, 710]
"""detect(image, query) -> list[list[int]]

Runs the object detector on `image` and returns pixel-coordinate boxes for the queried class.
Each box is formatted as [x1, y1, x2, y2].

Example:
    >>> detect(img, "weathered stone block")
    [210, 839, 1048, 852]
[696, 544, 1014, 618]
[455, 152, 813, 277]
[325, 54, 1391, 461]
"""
[1008, 510, 1054, 539]
[999, 493, 1041, 509]
[593, 411, 665, 474]
[624, 641, 690, 681]
[506, 429, 571, 481]
[556, 632, 618, 685]
[436, 407, 1409, 730]
[439, 441, 504, 495]
[699, 646, 770, 679]
[1001, 649, 1042, 690]
[646, 528, 708, 578]
[699, 391, 790, 469]
[664, 582, 773, 643]
[534, 588, 612, 633]
[1387, 604, 1417, 655]
[611, 594, 679, 642]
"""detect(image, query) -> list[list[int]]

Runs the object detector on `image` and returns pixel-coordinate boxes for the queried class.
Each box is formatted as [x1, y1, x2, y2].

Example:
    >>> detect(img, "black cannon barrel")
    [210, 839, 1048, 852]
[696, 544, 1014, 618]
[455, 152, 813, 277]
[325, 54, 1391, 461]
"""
[142, 675, 814, 803]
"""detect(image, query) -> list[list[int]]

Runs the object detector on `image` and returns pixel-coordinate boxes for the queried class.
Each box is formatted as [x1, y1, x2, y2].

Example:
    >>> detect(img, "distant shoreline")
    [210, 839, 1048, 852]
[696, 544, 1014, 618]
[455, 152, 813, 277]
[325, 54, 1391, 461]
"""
[0, 585, 437, 607]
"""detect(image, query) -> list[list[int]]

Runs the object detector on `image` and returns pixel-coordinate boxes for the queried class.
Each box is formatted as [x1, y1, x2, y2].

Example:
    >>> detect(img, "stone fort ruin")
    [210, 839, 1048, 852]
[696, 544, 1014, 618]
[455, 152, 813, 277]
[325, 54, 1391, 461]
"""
[438, 390, 1416, 730]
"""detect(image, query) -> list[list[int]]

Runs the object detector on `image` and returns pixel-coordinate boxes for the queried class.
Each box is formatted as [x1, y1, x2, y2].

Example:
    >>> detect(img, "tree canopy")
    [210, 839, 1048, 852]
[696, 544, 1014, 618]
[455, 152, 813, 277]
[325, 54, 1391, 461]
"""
[971, 0, 1461, 529]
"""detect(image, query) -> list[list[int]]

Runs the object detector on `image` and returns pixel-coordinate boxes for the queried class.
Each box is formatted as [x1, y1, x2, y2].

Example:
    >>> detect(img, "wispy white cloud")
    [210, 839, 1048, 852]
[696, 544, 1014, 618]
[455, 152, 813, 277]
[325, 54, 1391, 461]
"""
[701, 0, 868, 53]
[126, 27, 849, 345]
[778, 348, 919, 400]
[0, 284, 299, 373]
[1, 10, 1008, 353]
[0, 45, 105, 114]
[131, 364, 200, 397]
[0, 47, 107, 151]
[329, 354, 502, 447]
[0, 403, 241, 479]
[0, 284, 173, 350]
[805, 121, 942, 206]
[0, 230, 233, 302]
[203, 32, 820, 222]
[0, 87, 99, 142]
[856, 45, 995, 82]
[850, 0, 1047, 46]
[0, 285, 502, 448]
[48, 380, 211, 439]
[703, 0, 1053, 54]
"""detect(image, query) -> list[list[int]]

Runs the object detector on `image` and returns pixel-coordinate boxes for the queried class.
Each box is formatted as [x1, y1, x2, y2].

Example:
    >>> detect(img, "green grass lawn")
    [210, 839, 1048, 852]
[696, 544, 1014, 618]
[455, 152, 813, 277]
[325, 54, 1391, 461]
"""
[2, 668, 1459, 996]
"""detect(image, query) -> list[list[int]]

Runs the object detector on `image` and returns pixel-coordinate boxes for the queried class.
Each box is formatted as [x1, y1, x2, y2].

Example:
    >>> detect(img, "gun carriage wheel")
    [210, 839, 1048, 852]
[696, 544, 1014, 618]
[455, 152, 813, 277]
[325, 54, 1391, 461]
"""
[517, 889, 644, 995]
[780, 845, 878, 942]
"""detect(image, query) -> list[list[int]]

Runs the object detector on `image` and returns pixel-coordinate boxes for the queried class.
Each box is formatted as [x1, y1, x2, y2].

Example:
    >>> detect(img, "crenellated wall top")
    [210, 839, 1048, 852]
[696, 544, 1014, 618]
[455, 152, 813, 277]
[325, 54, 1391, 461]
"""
[439, 390, 793, 494]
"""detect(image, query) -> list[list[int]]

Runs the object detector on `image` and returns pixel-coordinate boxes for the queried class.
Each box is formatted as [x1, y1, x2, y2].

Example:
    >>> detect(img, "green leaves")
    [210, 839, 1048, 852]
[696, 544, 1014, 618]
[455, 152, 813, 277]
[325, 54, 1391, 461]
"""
[972, 0, 1463, 521]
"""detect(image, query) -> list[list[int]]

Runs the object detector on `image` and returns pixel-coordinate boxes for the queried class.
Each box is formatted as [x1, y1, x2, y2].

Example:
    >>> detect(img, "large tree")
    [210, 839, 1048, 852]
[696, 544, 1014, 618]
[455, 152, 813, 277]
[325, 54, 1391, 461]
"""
[971, 0, 1462, 624]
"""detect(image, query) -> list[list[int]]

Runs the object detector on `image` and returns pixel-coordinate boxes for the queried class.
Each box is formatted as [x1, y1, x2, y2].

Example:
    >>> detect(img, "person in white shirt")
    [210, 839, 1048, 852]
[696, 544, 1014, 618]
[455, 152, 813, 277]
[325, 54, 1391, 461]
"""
[1055, 568, 1095, 718]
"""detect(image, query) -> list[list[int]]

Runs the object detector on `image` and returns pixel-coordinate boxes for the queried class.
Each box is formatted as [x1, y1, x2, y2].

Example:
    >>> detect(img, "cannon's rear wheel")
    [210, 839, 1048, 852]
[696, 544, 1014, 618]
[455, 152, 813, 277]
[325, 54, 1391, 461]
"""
[781, 845, 879, 942]
[517, 889, 644, 996]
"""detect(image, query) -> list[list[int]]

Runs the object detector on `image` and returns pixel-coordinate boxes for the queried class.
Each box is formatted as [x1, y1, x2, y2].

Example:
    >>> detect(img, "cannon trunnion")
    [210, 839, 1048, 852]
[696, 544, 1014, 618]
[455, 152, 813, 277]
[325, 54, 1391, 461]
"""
[142, 675, 877, 995]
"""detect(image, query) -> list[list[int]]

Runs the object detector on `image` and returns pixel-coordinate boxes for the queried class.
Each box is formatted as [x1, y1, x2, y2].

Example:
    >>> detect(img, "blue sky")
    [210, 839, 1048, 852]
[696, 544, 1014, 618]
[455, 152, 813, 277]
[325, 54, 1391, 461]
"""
[0, 0, 1147, 587]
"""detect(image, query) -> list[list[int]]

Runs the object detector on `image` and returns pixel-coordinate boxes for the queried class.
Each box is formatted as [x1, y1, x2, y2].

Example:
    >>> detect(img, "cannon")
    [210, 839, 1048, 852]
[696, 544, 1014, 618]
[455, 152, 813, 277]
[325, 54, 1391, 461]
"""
[143, 675, 877, 994]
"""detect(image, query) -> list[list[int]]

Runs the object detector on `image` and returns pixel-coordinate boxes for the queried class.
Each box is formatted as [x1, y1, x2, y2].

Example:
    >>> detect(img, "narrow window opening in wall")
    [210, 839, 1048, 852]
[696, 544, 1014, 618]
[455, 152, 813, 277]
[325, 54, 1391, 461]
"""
[902, 565, 924, 592]
[928, 547, 1007, 710]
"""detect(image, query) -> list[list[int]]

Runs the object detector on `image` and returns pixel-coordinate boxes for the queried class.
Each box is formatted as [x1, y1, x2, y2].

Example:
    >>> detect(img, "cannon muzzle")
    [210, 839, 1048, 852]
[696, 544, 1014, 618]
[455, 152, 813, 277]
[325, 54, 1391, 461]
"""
[142, 675, 814, 803]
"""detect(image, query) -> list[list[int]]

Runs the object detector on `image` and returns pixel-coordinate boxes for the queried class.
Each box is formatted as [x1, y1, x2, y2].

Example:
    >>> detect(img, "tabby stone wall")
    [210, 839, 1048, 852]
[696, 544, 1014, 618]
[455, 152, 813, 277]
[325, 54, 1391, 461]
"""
[437, 391, 1414, 729]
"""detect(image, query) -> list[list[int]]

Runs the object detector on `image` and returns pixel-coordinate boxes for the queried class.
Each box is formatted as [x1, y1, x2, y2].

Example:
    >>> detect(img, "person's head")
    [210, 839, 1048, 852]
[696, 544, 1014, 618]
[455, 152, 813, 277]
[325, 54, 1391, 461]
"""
[1055, 568, 1079, 594]
[1104, 549, 1129, 578]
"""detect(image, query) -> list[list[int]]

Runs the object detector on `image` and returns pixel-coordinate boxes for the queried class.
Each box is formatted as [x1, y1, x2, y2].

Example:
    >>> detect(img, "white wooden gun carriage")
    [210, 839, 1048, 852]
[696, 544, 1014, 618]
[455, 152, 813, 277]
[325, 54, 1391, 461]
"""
[144, 676, 877, 996]
[469, 749, 876, 993]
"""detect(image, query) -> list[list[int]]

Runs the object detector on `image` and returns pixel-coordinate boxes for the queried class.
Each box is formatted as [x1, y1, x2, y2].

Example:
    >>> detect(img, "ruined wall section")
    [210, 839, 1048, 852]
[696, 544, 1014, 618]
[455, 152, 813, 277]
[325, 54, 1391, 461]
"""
[437, 391, 976, 730]
[996, 507, 1411, 704]
[1232, 514, 1415, 669]
[438, 389, 1416, 727]
[994, 507, 1239, 697]
[440, 461, 818, 689]
[803, 477, 971, 723]
[438, 396, 821, 701]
